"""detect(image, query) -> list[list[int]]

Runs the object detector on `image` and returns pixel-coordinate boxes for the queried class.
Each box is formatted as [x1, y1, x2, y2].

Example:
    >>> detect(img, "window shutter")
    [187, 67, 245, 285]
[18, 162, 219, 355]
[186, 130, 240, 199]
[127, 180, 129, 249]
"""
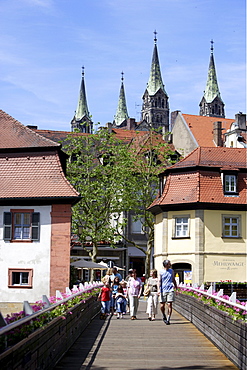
[31, 212, 40, 241]
[3, 212, 12, 240]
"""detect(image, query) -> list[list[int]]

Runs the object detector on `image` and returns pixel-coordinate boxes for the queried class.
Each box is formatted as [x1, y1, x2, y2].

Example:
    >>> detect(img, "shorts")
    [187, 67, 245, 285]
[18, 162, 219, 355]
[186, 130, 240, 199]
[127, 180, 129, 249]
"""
[160, 291, 175, 303]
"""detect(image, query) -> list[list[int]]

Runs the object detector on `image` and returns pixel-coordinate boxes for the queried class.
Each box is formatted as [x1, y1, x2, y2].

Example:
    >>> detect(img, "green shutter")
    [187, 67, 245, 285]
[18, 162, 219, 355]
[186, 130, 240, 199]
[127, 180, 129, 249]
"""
[31, 213, 40, 241]
[4, 212, 12, 240]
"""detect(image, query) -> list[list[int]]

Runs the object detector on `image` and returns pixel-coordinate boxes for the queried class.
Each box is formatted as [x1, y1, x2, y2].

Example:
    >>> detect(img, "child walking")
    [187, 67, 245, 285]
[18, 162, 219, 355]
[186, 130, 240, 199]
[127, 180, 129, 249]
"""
[98, 277, 111, 319]
[115, 285, 127, 319]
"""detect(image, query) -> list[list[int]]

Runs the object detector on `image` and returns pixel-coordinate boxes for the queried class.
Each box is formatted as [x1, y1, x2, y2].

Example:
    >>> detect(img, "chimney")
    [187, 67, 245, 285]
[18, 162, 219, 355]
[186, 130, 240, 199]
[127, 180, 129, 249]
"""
[126, 118, 136, 130]
[235, 112, 246, 130]
[213, 121, 223, 147]
[170, 110, 180, 130]
[106, 122, 112, 133]
[27, 125, 38, 130]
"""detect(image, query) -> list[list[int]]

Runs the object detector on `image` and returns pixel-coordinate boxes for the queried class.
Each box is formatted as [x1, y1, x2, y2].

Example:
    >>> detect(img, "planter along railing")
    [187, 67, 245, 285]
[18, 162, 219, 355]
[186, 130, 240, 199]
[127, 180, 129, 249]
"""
[0, 282, 102, 370]
[175, 283, 247, 370]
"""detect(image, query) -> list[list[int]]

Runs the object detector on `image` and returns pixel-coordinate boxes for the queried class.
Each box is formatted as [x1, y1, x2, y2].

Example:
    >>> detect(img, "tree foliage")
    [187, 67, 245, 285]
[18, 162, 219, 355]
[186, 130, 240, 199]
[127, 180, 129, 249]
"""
[117, 130, 176, 277]
[63, 128, 133, 264]
[64, 128, 176, 277]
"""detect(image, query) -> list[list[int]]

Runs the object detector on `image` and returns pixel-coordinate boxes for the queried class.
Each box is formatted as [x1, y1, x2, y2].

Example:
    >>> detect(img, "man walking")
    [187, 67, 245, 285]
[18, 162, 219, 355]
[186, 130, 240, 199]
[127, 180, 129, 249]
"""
[158, 260, 178, 325]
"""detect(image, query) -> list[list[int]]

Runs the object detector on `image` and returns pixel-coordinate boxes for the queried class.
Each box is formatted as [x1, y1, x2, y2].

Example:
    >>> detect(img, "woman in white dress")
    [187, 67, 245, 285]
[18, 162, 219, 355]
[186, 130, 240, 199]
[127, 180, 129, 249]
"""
[146, 269, 159, 321]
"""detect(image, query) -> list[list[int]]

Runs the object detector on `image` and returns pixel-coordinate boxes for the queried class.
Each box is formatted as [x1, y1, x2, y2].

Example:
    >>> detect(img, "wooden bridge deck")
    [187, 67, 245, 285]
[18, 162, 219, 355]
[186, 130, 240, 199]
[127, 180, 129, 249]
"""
[54, 299, 238, 370]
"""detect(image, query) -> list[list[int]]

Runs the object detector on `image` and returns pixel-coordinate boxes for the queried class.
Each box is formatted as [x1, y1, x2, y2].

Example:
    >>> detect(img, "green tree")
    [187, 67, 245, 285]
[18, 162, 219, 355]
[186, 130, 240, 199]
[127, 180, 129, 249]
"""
[116, 130, 176, 277]
[64, 128, 133, 271]
[64, 128, 176, 279]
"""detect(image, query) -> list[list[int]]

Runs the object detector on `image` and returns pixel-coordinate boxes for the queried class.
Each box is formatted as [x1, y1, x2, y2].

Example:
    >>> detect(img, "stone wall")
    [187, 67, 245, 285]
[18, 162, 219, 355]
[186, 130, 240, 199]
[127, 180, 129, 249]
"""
[0, 296, 100, 370]
[174, 293, 247, 370]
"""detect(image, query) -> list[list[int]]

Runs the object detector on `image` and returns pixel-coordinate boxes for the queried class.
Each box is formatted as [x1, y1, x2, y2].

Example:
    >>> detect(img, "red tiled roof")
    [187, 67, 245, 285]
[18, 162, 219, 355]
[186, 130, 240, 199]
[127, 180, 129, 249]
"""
[0, 151, 80, 200]
[34, 129, 89, 144]
[182, 114, 234, 147]
[112, 128, 147, 143]
[149, 147, 247, 210]
[0, 110, 60, 149]
[168, 147, 247, 170]
[35, 127, 147, 145]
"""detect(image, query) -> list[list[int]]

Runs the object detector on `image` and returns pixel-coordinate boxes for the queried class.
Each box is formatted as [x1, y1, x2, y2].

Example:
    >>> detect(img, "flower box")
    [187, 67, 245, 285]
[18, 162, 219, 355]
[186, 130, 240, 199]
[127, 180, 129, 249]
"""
[0, 295, 101, 370]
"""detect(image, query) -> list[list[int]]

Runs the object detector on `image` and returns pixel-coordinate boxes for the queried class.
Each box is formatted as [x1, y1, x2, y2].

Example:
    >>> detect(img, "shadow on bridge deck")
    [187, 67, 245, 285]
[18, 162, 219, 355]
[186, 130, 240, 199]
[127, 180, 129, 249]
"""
[54, 299, 237, 370]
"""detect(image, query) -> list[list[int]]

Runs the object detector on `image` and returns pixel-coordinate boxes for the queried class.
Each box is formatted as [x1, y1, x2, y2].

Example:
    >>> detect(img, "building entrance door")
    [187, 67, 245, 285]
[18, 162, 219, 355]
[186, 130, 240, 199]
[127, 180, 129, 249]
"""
[172, 262, 192, 284]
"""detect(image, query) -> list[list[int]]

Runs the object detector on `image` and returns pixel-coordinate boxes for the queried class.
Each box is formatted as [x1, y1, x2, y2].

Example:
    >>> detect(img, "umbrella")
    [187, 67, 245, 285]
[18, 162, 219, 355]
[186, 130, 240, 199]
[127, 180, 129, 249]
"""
[98, 261, 125, 271]
[71, 259, 107, 270]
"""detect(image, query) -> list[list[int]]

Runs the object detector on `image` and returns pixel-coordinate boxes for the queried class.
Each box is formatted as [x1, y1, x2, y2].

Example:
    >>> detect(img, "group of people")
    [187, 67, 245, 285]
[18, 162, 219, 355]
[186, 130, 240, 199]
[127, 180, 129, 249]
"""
[98, 267, 142, 320]
[98, 260, 177, 324]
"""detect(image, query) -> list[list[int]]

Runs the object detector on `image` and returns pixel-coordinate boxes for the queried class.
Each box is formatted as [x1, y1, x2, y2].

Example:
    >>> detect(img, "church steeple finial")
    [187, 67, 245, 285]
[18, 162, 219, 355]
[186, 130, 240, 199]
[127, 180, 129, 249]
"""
[154, 30, 157, 44]
[113, 72, 129, 126]
[210, 39, 214, 54]
[199, 41, 225, 118]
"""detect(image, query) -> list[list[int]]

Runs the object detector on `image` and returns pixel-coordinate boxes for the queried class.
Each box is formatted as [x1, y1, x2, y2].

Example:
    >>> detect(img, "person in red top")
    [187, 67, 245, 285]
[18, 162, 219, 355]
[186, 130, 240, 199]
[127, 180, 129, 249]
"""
[98, 277, 111, 319]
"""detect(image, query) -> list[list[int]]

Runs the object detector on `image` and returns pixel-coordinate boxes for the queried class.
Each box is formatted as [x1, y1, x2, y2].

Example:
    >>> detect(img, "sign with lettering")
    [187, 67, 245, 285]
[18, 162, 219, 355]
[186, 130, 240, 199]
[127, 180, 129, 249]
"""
[205, 256, 246, 281]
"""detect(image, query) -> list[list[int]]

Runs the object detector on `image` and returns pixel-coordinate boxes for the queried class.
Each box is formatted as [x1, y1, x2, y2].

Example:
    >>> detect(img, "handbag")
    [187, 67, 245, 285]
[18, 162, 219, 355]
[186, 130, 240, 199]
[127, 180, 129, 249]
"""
[143, 285, 150, 297]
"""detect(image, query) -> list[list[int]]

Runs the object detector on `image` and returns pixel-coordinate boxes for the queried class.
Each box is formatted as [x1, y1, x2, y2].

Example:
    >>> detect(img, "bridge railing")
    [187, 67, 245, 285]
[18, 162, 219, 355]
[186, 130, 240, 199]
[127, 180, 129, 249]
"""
[175, 283, 247, 369]
[0, 281, 102, 338]
[179, 282, 247, 312]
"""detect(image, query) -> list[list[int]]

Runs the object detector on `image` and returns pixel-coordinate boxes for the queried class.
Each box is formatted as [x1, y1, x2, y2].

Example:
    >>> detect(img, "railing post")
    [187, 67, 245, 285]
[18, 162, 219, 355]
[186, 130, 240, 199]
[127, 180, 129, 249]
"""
[56, 290, 63, 300]
[0, 312, 7, 327]
[42, 295, 51, 308]
[23, 301, 34, 316]
[229, 292, 236, 303]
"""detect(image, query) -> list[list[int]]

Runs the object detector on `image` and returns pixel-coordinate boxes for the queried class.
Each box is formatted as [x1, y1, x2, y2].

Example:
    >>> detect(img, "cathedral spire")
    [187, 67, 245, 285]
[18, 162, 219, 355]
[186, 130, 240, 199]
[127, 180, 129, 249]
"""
[141, 31, 169, 132]
[75, 66, 90, 121]
[113, 72, 129, 126]
[71, 67, 93, 133]
[199, 40, 225, 118]
[146, 30, 167, 96]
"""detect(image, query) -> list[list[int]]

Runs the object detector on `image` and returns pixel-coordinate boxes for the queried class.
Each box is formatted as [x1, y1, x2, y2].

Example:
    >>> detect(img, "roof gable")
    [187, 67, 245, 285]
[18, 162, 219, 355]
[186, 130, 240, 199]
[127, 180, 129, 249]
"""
[0, 151, 80, 202]
[182, 114, 234, 147]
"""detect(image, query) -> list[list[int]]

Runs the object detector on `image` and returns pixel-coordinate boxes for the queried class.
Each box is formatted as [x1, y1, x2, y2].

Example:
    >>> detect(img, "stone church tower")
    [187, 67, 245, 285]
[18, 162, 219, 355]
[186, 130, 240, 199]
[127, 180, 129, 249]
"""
[71, 67, 93, 133]
[140, 31, 169, 132]
[199, 41, 225, 118]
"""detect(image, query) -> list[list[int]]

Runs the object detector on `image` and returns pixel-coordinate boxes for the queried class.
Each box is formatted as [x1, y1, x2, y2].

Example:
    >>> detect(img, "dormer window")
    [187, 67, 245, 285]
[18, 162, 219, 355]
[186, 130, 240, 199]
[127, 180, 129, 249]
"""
[225, 174, 237, 193]
[221, 169, 239, 195]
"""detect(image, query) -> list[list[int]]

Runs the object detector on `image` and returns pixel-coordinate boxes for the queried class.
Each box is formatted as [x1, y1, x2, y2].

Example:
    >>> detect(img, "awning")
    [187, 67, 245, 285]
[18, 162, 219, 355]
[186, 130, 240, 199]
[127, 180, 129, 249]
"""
[71, 259, 107, 270]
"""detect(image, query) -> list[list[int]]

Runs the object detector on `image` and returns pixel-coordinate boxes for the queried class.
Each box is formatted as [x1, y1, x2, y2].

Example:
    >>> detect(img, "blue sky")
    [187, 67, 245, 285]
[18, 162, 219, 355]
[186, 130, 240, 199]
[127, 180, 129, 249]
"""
[0, 0, 246, 131]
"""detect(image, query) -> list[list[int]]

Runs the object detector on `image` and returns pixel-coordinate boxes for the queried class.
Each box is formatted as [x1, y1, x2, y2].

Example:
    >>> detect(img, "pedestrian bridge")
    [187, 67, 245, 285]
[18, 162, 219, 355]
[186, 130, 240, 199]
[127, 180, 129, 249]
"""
[0, 285, 245, 370]
[54, 299, 237, 370]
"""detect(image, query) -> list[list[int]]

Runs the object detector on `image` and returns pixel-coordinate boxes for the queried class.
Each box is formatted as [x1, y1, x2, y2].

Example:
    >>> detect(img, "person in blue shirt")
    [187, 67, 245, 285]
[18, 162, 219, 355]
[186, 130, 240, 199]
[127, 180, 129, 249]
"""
[110, 267, 122, 282]
[158, 260, 178, 325]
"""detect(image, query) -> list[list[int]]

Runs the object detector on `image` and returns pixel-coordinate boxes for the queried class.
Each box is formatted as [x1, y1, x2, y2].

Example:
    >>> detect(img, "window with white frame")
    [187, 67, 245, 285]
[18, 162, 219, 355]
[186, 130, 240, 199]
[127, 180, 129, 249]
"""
[174, 216, 189, 238]
[8, 268, 33, 288]
[224, 174, 237, 193]
[222, 215, 241, 238]
[3, 210, 40, 241]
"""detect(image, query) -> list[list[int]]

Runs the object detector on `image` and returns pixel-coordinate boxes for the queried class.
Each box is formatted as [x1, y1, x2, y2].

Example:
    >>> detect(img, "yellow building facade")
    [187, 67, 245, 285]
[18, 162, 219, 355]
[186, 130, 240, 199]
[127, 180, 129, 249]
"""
[154, 209, 246, 284]
[149, 147, 247, 285]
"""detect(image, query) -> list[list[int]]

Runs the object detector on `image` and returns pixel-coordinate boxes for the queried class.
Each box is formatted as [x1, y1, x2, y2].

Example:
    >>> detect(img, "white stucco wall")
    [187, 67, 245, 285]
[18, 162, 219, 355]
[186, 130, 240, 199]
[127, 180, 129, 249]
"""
[172, 113, 198, 156]
[0, 205, 52, 303]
